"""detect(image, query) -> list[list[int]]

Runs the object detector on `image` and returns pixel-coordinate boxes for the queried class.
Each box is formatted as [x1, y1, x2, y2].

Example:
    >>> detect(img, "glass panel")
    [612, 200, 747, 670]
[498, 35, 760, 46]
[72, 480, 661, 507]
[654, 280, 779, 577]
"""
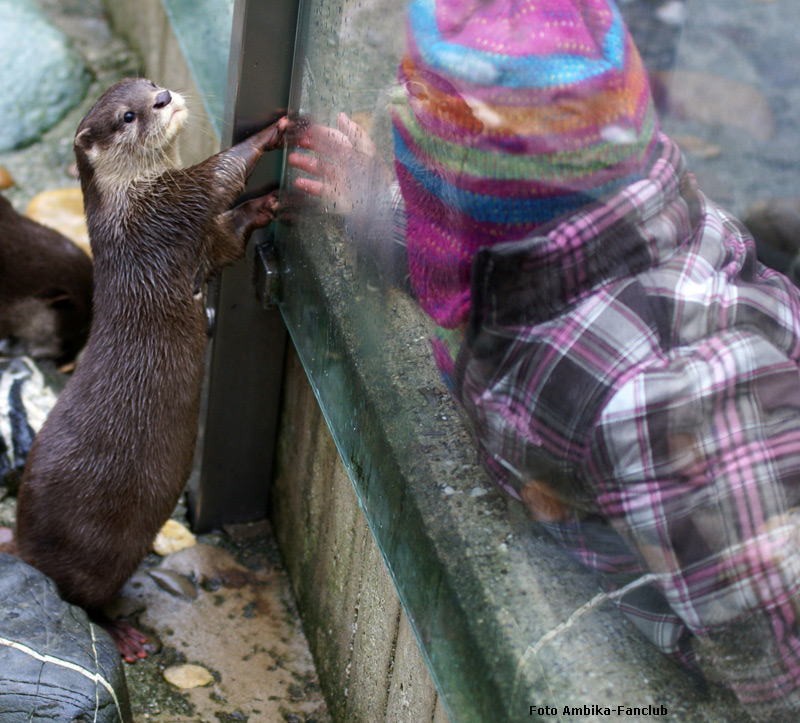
[277, 0, 800, 719]
[161, 0, 234, 137]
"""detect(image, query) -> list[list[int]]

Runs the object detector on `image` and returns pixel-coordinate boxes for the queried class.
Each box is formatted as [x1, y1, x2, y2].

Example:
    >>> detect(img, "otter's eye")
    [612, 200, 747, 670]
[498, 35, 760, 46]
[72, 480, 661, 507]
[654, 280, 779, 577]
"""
[123, 111, 135, 123]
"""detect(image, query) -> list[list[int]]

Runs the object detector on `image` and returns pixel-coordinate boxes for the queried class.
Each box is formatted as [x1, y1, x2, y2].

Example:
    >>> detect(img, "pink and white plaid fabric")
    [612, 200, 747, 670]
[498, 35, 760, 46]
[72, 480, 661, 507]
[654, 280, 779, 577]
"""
[454, 134, 800, 719]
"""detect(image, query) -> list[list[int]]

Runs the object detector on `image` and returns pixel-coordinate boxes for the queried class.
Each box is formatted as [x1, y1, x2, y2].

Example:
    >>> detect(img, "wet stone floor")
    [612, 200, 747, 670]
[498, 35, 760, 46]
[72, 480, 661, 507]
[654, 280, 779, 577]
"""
[0, 1, 330, 721]
[115, 520, 330, 723]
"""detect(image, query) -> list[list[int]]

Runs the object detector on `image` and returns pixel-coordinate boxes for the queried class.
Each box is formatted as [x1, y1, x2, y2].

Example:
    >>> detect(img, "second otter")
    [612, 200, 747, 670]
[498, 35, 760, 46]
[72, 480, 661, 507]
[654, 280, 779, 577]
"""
[15, 78, 287, 661]
[0, 194, 93, 364]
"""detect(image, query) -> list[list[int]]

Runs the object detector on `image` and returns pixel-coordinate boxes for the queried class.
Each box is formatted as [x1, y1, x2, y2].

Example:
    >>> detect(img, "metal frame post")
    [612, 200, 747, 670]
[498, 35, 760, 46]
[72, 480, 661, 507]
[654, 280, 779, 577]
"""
[188, 0, 301, 531]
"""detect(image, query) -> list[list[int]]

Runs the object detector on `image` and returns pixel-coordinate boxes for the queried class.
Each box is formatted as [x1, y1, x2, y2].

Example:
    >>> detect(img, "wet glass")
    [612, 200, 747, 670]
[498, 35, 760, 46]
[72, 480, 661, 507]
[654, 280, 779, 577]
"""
[276, 0, 800, 720]
[161, 0, 234, 137]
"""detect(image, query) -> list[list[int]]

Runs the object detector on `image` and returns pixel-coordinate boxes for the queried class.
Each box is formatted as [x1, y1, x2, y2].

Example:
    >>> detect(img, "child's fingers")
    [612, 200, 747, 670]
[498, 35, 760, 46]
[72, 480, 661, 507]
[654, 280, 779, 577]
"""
[287, 151, 332, 180]
[293, 176, 325, 197]
[338, 112, 361, 143]
[338, 112, 375, 155]
[287, 151, 316, 173]
[311, 124, 356, 160]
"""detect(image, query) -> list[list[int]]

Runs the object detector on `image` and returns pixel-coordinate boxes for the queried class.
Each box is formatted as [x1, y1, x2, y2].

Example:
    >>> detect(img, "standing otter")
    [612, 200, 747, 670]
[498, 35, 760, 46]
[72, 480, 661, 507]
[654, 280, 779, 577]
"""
[15, 78, 287, 661]
[0, 194, 93, 364]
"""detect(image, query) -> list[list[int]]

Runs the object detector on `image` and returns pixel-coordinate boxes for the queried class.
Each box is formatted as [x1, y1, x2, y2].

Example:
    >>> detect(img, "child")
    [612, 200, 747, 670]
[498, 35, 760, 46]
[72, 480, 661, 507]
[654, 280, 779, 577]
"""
[392, 0, 800, 718]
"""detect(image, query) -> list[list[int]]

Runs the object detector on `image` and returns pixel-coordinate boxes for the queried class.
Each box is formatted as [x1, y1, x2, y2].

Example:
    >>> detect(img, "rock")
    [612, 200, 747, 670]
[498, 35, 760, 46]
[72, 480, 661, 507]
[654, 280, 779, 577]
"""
[655, 0, 686, 26]
[619, 0, 683, 73]
[743, 198, 800, 284]
[152, 518, 197, 555]
[654, 69, 775, 142]
[744, 198, 800, 256]
[126, 544, 327, 721]
[153, 543, 254, 590]
[0, 357, 62, 492]
[148, 569, 198, 600]
[0, 553, 132, 722]
[0, 167, 13, 190]
[0, 0, 90, 151]
[25, 187, 91, 257]
[673, 135, 723, 160]
[163, 663, 214, 689]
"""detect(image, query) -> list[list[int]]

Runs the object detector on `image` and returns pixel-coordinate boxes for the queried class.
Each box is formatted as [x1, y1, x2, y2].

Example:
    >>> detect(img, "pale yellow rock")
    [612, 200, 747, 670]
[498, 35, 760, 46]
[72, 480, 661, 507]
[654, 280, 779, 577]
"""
[673, 135, 723, 160]
[163, 664, 214, 689]
[656, 69, 775, 142]
[25, 187, 90, 257]
[153, 519, 197, 556]
[0, 166, 14, 189]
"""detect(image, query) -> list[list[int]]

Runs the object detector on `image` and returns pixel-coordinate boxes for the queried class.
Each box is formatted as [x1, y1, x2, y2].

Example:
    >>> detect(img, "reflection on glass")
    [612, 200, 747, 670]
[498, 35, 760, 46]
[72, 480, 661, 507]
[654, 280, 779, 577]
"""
[282, 0, 800, 719]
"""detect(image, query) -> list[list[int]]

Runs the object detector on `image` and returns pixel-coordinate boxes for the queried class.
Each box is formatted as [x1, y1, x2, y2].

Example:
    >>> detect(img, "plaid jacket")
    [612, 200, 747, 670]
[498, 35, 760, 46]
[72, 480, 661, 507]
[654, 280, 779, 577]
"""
[452, 134, 800, 719]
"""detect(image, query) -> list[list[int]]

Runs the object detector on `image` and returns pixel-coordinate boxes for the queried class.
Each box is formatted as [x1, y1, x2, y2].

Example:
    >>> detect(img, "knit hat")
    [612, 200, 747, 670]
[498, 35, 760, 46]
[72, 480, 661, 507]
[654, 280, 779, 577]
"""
[392, 0, 659, 328]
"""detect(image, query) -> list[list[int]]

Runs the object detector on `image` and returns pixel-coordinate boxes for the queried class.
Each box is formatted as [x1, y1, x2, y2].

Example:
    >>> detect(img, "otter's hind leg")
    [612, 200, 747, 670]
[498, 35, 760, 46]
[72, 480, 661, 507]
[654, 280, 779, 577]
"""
[95, 614, 156, 663]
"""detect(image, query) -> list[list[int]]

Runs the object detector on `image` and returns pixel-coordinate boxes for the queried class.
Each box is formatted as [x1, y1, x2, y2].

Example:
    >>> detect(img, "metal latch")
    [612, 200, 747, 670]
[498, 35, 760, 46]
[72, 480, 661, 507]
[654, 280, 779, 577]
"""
[253, 232, 281, 310]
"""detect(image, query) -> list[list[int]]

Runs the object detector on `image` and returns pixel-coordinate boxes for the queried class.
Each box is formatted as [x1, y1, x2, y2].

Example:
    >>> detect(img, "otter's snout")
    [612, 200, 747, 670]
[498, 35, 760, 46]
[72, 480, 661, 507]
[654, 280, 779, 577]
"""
[154, 90, 172, 109]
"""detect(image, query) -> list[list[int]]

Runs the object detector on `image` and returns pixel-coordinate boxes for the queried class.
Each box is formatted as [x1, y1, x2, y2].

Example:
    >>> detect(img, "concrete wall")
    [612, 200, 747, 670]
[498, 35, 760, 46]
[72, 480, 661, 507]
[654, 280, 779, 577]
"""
[271, 345, 449, 723]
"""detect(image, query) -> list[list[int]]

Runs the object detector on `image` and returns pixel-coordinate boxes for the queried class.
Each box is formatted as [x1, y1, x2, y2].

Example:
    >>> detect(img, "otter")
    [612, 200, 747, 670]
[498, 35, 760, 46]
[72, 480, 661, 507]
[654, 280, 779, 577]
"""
[15, 78, 287, 661]
[0, 194, 93, 364]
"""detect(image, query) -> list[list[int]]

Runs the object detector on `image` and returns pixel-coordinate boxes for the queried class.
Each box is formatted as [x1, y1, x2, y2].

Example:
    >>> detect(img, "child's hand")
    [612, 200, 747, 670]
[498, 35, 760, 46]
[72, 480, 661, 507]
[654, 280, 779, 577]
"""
[288, 112, 393, 215]
[520, 479, 567, 522]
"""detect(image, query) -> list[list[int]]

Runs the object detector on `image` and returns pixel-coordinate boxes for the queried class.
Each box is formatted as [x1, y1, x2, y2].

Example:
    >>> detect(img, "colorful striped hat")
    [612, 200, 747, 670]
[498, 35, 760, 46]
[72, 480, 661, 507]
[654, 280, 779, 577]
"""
[392, 0, 659, 328]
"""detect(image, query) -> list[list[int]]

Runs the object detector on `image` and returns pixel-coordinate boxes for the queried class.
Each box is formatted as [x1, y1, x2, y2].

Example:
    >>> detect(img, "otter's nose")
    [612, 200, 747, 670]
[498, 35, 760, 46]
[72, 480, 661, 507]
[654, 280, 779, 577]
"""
[153, 90, 172, 109]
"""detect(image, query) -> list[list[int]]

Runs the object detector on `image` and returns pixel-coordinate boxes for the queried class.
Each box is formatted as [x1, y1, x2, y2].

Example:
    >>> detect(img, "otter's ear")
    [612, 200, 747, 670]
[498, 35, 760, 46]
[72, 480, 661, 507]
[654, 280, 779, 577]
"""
[75, 127, 94, 150]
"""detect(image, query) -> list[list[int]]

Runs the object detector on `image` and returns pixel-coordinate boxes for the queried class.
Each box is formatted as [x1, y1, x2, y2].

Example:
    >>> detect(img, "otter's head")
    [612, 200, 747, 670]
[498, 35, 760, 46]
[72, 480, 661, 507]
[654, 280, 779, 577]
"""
[74, 78, 187, 197]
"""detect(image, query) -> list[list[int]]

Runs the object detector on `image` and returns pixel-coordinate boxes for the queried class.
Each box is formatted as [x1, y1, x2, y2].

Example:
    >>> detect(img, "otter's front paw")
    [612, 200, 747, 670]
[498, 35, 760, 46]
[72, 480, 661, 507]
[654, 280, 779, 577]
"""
[228, 190, 280, 238]
[246, 190, 280, 229]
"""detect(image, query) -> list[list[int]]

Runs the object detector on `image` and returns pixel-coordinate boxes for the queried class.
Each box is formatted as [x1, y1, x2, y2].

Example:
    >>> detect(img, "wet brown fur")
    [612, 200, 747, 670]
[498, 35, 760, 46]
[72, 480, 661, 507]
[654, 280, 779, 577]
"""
[0, 195, 93, 363]
[15, 78, 285, 613]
